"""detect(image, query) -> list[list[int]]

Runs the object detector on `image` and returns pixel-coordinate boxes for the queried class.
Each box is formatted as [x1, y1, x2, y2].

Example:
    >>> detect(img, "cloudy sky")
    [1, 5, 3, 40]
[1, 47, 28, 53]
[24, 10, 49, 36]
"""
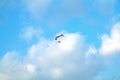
[0, 0, 120, 80]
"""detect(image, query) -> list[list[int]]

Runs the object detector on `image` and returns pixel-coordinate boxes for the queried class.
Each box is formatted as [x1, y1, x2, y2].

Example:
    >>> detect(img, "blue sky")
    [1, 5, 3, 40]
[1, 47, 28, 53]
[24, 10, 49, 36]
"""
[0, 0, 120, 80]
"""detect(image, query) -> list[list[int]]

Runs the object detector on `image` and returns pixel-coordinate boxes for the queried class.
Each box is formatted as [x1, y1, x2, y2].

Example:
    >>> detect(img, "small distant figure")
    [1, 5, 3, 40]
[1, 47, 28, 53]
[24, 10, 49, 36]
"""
[58, 41, 61, 43]
[55, 34, 64, 43]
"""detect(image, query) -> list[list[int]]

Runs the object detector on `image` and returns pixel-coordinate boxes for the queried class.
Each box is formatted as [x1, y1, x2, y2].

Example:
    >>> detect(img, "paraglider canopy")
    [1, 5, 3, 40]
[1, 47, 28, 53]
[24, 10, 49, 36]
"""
[55, 34, 64, 43]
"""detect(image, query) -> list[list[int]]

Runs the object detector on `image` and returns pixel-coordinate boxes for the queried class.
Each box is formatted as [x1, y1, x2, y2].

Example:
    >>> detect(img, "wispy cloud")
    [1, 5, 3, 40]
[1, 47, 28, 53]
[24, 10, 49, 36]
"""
[94, 0, 116, 15]
[23, 0, 50, 19]
[86, 46, 97, 58]
[22, 0, 118, 29]
[19, 26, 43, 42]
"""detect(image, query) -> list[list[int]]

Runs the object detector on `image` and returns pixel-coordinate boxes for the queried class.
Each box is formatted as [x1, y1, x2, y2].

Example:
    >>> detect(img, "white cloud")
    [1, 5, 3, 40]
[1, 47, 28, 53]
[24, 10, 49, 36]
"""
[0, 51, 30, 80]
[99, 23, 120, 55]
[51, 68, 63, 79]
[26, 63, 36, 74]
[0, 32, 102, 80]
[58, 33, 82, 51]
[86, 46, 97, 58]
[19, 26, 43, 41]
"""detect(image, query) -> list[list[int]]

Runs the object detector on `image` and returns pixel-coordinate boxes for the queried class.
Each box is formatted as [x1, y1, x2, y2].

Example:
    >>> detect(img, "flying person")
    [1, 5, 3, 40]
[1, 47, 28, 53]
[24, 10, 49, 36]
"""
[55, 34, 64, 43]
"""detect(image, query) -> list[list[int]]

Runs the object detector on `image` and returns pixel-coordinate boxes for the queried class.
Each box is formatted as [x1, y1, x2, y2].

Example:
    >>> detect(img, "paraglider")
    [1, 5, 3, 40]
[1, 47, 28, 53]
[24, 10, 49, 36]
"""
[55, 34, 64, 43]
